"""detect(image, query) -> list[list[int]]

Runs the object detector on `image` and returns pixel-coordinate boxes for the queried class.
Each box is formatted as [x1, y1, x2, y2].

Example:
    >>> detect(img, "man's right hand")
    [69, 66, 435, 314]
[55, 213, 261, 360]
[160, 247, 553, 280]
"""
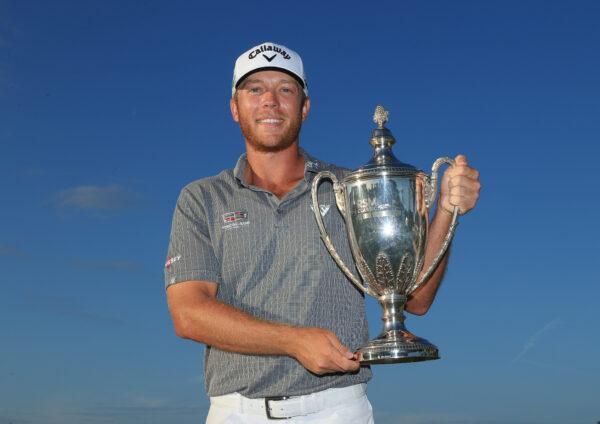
[288, 327, 360, 375]
[167, 281, 360, 375]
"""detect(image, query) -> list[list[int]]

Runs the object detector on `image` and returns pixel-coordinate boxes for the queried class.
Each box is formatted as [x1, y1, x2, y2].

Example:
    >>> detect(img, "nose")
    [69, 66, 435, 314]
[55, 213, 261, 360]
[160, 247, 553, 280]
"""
[260, 89, 279, 109]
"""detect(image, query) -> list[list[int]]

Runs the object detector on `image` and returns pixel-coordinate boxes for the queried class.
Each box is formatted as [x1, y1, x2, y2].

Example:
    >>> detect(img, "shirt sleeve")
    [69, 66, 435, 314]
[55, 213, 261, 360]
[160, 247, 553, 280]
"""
[164, 187, 222, 289]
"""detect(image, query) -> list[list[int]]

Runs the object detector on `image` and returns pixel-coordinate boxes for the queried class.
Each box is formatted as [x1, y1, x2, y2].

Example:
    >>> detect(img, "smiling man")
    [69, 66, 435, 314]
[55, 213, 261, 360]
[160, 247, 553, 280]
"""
[165, 42, 481, 423]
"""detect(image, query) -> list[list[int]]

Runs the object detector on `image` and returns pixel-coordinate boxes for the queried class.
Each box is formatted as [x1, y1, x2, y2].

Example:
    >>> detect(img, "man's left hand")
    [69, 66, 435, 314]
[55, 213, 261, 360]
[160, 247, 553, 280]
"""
[438, 154, 481, 215]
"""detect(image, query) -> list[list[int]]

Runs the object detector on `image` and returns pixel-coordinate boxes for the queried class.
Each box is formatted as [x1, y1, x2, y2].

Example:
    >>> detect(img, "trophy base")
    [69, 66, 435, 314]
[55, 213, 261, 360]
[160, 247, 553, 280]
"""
[356, 330, 439, 364]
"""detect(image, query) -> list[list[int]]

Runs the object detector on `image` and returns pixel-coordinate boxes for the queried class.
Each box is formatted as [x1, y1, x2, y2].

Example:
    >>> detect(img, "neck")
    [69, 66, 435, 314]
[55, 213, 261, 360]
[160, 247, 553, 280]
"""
[244, 142, 305, 199]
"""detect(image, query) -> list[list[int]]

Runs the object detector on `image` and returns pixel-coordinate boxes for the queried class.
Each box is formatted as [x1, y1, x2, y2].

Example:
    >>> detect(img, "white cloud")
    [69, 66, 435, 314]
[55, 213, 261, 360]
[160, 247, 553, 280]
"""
[52, 184, 141, 213]
[511, 317, 562, 365]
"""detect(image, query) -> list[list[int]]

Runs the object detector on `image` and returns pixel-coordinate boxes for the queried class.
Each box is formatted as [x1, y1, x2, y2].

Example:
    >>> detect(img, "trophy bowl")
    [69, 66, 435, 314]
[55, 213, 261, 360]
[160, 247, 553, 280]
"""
[311, 105, 459, 364]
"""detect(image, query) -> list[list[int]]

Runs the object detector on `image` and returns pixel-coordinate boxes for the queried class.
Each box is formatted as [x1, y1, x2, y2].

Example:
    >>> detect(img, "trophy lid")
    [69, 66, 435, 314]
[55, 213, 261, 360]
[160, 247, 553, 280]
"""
[357, 105, 419, 175]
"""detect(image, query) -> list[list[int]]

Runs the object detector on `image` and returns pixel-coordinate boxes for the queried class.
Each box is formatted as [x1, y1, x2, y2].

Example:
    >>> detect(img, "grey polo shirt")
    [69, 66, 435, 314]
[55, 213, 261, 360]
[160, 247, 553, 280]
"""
[165, 149, 372, 398]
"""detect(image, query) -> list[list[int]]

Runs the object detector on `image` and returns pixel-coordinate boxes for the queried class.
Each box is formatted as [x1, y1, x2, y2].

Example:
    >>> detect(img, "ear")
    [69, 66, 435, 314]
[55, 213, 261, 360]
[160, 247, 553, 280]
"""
[301, 97, 311, 122]
[230, 97, 239, 123]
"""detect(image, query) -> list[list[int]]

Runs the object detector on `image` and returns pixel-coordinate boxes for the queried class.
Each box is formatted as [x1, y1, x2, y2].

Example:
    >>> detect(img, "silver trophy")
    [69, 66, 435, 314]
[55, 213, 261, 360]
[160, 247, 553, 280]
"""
[311, 105, 459, 364]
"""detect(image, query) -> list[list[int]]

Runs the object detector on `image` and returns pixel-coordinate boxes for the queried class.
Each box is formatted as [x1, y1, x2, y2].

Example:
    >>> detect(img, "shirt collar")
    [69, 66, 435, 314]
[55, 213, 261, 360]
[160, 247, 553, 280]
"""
[233, 148, 324, 187]
[232, 153, 249, 187]
[300, 148, 324, 182]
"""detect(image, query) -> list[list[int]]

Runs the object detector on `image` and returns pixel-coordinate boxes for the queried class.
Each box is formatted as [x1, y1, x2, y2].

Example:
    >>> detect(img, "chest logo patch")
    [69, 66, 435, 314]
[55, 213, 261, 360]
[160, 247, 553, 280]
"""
[310, 204, 330, 217]
[222, 210, 249, 230]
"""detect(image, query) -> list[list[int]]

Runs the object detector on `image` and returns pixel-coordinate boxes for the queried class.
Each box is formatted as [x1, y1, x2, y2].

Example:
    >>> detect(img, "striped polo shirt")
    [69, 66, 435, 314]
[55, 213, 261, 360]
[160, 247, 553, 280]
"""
[165, 149, 372, 398]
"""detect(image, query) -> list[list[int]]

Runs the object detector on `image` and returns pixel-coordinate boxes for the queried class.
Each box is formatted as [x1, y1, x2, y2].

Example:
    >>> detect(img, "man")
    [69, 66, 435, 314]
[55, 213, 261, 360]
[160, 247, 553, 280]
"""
[165, 42, 481, 423]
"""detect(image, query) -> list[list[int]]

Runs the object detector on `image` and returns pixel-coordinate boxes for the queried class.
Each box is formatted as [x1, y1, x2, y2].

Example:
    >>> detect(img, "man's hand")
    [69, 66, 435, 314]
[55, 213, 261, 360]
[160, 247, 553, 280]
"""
[167, 281, 360, 376]
[288, 327, 360, 375]
[439, 154, 481, 215]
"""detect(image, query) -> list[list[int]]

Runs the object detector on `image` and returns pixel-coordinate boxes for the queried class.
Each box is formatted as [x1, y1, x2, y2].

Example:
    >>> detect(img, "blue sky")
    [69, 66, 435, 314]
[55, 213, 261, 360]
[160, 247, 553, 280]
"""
[1, 1, 599, 423]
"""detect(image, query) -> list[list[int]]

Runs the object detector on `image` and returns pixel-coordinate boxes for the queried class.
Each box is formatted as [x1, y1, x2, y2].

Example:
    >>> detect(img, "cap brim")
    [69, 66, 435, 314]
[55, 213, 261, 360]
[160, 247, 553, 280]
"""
[235, 66, 306, 90]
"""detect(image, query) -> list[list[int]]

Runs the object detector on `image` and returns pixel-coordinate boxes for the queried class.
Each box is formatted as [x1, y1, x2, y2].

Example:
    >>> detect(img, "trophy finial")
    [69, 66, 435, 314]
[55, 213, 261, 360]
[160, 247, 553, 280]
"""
[373, 105, 389, 129]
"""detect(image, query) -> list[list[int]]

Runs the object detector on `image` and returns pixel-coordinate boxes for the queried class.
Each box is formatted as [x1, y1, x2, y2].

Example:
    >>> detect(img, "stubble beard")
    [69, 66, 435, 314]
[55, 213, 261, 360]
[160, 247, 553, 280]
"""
[237, 110, 303, 154]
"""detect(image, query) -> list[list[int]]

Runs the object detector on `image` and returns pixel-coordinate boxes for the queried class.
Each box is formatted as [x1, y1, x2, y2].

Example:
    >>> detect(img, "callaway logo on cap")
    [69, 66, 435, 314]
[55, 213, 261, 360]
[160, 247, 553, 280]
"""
[232, 42, 308, 96]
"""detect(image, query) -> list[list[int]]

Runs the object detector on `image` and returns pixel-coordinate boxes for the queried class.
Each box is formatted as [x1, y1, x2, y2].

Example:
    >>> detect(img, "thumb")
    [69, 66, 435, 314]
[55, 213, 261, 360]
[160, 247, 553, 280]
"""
[327, 333, 354, 359]
[455, 154, 468, 166]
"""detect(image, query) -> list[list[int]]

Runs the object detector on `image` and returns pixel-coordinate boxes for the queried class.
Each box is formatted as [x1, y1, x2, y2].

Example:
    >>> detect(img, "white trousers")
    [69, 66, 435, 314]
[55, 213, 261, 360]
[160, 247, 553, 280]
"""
[206, 383, 374, 423]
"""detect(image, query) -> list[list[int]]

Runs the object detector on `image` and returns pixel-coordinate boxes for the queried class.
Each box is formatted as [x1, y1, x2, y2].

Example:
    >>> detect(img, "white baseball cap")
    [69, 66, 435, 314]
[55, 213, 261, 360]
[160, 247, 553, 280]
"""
[232, 42, 308, 97]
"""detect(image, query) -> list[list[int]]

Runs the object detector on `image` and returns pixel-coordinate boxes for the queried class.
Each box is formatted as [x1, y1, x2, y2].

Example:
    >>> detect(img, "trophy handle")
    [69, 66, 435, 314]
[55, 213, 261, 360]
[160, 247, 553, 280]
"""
[410, 157, 459, 293]
[311, 171, 375, 296]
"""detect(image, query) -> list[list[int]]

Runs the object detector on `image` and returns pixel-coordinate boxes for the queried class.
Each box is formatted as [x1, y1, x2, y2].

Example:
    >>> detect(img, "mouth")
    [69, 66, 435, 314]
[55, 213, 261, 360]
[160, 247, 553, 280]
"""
[256, 118, 284, 125]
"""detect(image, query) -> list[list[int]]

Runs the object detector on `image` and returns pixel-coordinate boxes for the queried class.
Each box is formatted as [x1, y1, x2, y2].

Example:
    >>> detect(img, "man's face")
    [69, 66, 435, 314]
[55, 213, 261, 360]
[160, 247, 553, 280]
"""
[230, 70, 310, 153]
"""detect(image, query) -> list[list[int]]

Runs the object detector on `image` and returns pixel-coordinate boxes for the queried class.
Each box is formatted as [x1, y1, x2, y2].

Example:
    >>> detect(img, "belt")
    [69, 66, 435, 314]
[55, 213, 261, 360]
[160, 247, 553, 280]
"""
[210, 383, 367, 420]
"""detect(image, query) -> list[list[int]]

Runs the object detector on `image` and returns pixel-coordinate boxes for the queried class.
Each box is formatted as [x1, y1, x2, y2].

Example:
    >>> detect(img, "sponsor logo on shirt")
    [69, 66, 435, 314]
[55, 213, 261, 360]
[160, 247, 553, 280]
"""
[222, 210, 249, 230]
[310, 204, 330, 217]
[305, 160, 320, 170]
[165, 254, 181, 269]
